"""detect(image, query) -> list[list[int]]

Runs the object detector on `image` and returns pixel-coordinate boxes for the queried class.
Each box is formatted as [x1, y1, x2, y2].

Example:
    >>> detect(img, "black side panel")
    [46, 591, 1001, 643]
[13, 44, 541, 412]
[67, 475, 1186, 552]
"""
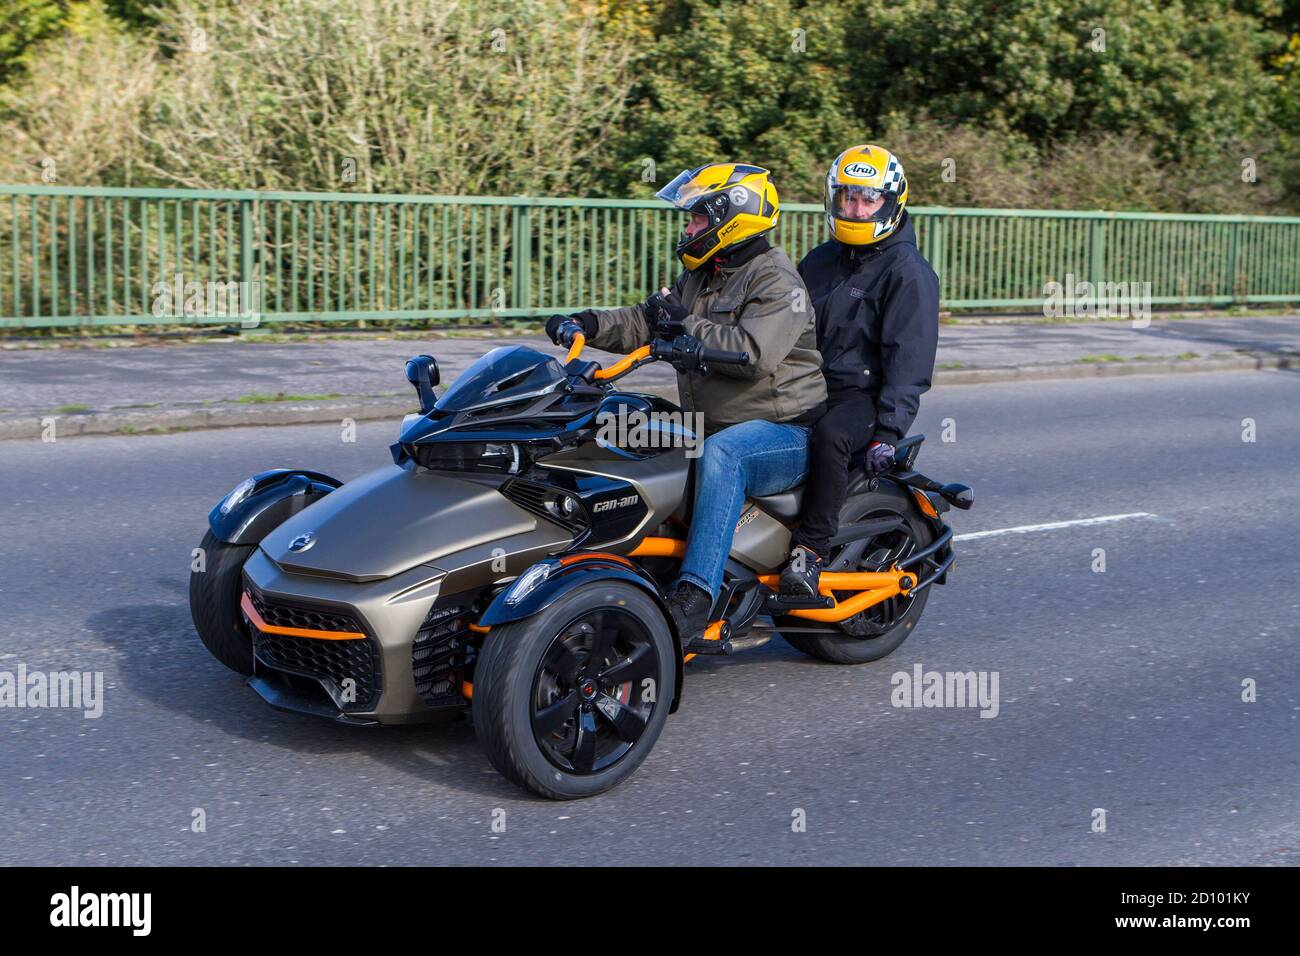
[208, 469, 341, 545]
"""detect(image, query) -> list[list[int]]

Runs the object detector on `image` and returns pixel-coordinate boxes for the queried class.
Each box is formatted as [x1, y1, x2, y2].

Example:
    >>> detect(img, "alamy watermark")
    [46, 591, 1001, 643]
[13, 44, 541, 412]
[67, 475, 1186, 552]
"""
[891, 663, 999, 718]
[595, 405, 705, 458]
[1044, 274, 1152, 326]
[0, 664, 104, 718]
[151, 272, 262, 328]
[50, 886, 150, 936]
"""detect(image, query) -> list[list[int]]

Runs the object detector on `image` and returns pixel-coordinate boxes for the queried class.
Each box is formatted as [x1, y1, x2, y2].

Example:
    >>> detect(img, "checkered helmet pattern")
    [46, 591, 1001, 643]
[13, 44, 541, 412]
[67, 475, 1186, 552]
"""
[882, 156, 906, 195]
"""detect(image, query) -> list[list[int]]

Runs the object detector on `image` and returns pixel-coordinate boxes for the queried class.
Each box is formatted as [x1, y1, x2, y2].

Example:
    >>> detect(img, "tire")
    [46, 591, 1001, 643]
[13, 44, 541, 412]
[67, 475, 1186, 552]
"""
[473, 581, 676, 800]
[189, 529, 257, 675]
[782, 485, 935, 665]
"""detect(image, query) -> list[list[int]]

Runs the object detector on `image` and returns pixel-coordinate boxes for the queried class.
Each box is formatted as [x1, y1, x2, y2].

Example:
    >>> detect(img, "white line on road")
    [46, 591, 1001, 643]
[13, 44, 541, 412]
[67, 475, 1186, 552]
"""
[953, 512, 1158, 542]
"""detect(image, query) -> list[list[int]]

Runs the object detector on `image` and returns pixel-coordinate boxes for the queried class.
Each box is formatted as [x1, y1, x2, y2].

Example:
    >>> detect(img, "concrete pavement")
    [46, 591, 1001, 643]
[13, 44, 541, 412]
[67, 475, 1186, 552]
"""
[0, 314, 1297, 439]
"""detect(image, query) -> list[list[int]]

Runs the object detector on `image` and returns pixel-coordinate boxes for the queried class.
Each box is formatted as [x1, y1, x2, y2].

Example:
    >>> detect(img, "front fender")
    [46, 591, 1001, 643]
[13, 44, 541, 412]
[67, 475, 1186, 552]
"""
[208, 468, 342, 545]
[477, 554, 685, 713]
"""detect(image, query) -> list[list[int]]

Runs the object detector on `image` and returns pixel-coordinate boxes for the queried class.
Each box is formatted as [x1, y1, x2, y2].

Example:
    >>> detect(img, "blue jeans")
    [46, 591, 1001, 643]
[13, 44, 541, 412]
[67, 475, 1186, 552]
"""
[676, 420, 811, 599]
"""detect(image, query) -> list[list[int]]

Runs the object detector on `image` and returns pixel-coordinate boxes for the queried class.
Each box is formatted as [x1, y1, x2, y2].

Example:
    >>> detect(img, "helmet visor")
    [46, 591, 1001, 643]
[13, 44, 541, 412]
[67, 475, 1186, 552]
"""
[829, 183, 898, 223]
[656, 169, 715, 211]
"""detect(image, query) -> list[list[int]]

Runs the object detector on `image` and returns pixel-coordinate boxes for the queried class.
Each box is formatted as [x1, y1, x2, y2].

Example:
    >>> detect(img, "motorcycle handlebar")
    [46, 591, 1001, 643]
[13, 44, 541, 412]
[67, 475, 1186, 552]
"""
[560, 333, 748, 382]
[700, 348, 750, 366]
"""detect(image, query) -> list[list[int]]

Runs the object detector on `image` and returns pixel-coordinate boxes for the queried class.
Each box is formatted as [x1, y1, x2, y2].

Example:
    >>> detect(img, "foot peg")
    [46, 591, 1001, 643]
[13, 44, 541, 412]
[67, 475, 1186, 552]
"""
[683, 620, 732, 656]
[765, 591, 834, 613]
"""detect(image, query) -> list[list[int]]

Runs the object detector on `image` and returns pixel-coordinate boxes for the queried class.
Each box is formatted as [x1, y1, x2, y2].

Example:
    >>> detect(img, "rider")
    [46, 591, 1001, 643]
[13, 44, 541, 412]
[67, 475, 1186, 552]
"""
[545, 163, 826, 646]
[778, 145, 940, 597]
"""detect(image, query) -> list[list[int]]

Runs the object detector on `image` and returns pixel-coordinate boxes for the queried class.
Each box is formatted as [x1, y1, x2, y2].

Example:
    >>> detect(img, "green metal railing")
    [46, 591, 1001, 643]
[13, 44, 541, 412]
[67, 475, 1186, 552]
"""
[2, 184, 1298, 329]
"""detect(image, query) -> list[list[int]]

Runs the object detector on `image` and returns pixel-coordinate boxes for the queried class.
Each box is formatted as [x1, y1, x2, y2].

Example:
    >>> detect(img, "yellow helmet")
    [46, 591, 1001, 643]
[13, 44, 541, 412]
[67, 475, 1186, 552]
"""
[825, 145, 908, 246]
[656, 163, 780, 270]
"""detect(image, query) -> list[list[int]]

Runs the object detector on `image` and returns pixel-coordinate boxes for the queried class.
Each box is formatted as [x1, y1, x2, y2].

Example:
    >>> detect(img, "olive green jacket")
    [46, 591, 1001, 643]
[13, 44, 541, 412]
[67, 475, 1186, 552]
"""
[588, 243, 826, 436]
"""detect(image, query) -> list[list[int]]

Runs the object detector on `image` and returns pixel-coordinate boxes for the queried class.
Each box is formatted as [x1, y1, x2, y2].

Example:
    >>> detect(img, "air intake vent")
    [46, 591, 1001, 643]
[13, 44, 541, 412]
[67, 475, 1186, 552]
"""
[412, 606, 474, 707]
[501, 478, 589, 533]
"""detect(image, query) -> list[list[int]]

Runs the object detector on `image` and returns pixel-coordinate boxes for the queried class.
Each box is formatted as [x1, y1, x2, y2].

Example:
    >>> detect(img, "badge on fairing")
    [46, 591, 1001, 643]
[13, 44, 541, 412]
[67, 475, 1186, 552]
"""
[289, 532, 317, 552]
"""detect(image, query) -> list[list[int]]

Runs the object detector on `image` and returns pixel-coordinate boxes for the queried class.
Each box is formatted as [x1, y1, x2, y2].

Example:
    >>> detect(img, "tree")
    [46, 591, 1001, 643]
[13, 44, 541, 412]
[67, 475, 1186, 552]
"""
[0, 0, 68, 86]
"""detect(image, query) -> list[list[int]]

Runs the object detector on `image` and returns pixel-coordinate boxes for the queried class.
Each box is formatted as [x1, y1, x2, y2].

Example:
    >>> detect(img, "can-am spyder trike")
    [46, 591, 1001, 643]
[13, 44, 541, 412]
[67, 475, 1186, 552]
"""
[190, 328, 973, 799]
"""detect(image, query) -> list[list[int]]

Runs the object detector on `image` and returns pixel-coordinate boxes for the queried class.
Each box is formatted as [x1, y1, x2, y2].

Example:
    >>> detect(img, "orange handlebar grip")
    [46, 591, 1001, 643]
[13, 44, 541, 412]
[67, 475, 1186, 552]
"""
[565, 332, 586, 364]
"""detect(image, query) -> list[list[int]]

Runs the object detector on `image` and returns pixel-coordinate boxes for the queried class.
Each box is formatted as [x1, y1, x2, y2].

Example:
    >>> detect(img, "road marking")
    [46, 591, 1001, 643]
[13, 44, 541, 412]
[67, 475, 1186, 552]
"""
[953, 512, 1158, 542]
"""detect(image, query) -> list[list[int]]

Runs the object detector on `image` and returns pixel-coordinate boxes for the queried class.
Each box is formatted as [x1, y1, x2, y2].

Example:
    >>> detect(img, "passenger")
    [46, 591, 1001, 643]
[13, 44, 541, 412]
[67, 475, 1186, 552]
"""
[778, 145, 940, 597]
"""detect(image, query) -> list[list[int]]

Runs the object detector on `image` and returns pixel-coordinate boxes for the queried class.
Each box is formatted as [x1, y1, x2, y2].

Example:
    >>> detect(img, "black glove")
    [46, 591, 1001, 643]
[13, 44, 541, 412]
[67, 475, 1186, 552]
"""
[545, 310, 598, 346]
[643, 290, 690, 337]
[865, 441, 896, 475]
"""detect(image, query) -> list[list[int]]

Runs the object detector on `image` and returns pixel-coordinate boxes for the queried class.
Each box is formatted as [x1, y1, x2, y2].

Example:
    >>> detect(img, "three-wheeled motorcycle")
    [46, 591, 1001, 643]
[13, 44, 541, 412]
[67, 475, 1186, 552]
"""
[190, 329, 972, 799]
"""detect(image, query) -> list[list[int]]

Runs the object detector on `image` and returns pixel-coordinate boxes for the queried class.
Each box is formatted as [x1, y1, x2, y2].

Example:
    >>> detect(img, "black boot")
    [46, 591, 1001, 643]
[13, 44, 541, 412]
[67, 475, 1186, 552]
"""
[666, 581, 713, 646]
[779, 545, 824, 597]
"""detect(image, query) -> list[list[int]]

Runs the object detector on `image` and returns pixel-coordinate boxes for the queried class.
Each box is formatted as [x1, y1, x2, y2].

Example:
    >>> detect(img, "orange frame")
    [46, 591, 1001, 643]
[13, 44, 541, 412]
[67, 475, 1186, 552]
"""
[629, 536, 912, 623]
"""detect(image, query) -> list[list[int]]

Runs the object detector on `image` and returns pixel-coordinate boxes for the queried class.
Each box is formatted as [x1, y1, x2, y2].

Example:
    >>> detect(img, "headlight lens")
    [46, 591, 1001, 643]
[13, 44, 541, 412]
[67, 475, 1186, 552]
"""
[411, 441, 522, 474]
[218, 477, 256, 516]
[504, 563, 551, 604]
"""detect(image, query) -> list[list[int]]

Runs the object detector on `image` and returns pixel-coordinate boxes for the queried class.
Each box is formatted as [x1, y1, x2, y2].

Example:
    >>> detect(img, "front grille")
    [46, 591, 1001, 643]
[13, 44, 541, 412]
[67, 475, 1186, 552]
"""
[246, 587, 365, 635]
[244, 586, 380, 710]
[254, 632, 380, 710]
[412, 604, 475, 707]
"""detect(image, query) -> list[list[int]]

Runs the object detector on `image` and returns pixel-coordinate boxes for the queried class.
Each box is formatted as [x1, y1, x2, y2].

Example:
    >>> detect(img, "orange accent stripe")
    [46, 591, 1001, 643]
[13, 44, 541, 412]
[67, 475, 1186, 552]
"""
[558, 551, 635, 569]
[467, 623, 490, 634]
[239, 591, 365, 641]
[565, 332, 586, 364]
[629, 536, 687, 560]
[460, 680, 474, 700]
[593, 345, 652, 381]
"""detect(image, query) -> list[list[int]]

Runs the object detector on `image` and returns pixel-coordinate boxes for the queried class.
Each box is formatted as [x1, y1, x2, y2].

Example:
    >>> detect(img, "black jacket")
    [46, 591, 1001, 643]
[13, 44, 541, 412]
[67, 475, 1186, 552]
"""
[797, 211, 940, 445]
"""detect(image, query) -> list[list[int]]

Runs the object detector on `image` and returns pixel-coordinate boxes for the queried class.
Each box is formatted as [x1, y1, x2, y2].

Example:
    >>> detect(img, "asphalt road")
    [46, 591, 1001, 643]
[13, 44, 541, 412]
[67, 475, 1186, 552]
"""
[1, 369, 1297, 865]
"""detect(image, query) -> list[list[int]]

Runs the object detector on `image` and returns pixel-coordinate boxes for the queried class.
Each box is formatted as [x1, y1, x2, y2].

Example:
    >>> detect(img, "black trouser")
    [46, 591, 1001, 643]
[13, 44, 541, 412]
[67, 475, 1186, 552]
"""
[793, 390, 876, 557]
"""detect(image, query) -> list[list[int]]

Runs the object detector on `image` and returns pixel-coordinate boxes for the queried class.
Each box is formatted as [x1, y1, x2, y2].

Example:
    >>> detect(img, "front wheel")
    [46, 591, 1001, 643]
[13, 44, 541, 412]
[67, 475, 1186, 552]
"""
[473, 581, 676, 800]
[188, 529, 257, 674]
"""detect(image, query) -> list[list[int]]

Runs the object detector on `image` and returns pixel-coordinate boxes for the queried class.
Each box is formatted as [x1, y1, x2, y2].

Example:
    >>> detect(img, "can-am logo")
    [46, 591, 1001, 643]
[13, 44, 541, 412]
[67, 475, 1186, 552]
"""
[843, 162, 878, 179]
[593, 495, 639, 513]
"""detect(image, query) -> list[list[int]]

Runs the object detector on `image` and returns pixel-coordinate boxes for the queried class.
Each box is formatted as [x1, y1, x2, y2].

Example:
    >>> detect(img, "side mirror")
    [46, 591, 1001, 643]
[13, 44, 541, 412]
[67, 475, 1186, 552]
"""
[939, 483, 974, 510]
[405, 354, 439, 414]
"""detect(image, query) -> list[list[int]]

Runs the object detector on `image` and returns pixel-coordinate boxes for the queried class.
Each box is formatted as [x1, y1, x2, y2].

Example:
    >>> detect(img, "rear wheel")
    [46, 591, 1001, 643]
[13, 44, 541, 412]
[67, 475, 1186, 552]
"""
[473, 581, 675, 800]
[188, 529, 257, 674]
[781, 486, 934, 664]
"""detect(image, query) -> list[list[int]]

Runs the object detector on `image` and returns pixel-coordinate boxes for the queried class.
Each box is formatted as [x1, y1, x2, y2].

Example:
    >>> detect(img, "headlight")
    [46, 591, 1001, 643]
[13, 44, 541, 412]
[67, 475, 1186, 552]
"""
[218, 477, 256, 516]
[547, 495, 580, 519]
[411, 441, 523, 474]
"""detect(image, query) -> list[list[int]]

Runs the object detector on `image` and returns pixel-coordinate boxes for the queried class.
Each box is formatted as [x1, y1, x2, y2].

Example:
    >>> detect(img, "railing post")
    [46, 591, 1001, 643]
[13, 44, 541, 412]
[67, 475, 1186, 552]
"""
[1090, 216, 1106, 289]
[239, 197, 256, 330]
[1227, 220, 1242, 304]
[511, 202, 531, 318]
[931, 213, 946, 308]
